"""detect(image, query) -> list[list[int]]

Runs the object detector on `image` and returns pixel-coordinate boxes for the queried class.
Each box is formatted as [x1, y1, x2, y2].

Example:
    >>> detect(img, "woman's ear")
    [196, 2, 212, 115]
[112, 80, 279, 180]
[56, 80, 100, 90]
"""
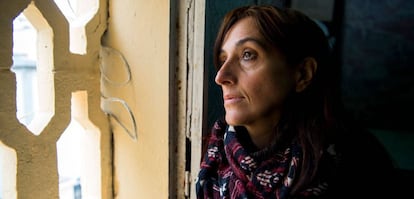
[295, 57, 317, 92]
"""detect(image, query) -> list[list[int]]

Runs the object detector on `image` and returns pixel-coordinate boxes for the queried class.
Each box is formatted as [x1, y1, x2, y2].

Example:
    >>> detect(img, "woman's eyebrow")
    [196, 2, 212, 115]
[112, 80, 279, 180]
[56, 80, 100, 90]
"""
[219, 37, 269, 55]
[235, 37, 268, 50]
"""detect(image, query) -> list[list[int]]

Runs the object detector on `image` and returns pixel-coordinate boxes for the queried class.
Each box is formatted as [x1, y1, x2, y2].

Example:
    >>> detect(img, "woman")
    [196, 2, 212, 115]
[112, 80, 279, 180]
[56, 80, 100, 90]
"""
[196, 5, 394, 199]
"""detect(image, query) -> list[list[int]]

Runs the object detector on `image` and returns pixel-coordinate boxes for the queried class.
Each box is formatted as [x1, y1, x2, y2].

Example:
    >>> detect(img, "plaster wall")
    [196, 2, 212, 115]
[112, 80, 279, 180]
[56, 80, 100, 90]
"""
[103, 0, 170, 198]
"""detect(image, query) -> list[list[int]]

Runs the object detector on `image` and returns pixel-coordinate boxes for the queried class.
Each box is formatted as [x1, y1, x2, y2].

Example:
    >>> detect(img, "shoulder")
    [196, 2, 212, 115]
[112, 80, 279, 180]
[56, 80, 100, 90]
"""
[330, 120, 395, 198]
[335, 120, 394, 169]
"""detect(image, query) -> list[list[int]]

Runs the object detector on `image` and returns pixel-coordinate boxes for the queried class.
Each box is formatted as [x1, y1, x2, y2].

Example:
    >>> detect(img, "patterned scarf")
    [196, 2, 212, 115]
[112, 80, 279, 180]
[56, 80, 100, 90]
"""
[196, 120, 332, 199]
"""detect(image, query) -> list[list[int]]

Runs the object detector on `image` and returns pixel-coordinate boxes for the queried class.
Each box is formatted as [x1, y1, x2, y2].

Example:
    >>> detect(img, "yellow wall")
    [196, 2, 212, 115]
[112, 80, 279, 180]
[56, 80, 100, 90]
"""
[103, 0, 170, 198]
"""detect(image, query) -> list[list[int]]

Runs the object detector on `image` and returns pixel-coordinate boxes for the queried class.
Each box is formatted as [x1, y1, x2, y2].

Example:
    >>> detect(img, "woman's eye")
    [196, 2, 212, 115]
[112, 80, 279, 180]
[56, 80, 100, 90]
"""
[242, 51, 256, 61]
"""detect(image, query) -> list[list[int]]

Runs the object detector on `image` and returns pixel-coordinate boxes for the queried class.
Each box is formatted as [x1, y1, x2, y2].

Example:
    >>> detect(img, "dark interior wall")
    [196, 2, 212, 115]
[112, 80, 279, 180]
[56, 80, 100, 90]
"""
[340, 0, 414, 172]
[340, 0, 414, 132]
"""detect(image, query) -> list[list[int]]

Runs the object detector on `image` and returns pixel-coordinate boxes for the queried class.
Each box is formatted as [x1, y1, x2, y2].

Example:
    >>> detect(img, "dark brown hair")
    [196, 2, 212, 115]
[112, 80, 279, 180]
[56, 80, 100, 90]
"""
[214, 5, 342, 194]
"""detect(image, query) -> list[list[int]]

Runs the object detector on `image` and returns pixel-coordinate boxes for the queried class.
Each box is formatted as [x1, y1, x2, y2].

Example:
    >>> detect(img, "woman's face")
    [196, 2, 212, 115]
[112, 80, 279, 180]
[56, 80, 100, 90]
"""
[215, 17, 297, 129]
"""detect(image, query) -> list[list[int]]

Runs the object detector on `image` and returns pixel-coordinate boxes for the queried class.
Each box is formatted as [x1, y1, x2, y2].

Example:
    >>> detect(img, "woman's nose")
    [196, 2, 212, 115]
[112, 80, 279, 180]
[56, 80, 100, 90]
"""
[215, 59, 236, 86]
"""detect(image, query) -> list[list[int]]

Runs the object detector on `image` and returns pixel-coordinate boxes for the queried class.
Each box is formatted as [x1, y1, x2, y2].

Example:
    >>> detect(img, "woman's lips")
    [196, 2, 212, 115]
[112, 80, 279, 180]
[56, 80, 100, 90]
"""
[223, 95, 244, 105]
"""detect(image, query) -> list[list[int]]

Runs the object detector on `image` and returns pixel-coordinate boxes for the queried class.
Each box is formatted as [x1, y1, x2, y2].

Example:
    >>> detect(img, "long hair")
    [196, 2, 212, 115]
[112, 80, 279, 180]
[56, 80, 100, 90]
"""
[213, 5, 344, 194]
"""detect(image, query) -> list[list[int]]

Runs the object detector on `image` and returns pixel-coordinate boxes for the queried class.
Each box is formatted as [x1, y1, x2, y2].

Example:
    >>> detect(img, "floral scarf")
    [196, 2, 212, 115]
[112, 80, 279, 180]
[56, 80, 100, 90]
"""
[196, 120, 332, 199]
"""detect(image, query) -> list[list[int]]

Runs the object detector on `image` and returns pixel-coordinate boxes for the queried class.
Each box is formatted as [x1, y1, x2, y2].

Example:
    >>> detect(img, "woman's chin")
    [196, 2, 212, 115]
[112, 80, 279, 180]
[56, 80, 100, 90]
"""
[225, 114, 246, 126]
